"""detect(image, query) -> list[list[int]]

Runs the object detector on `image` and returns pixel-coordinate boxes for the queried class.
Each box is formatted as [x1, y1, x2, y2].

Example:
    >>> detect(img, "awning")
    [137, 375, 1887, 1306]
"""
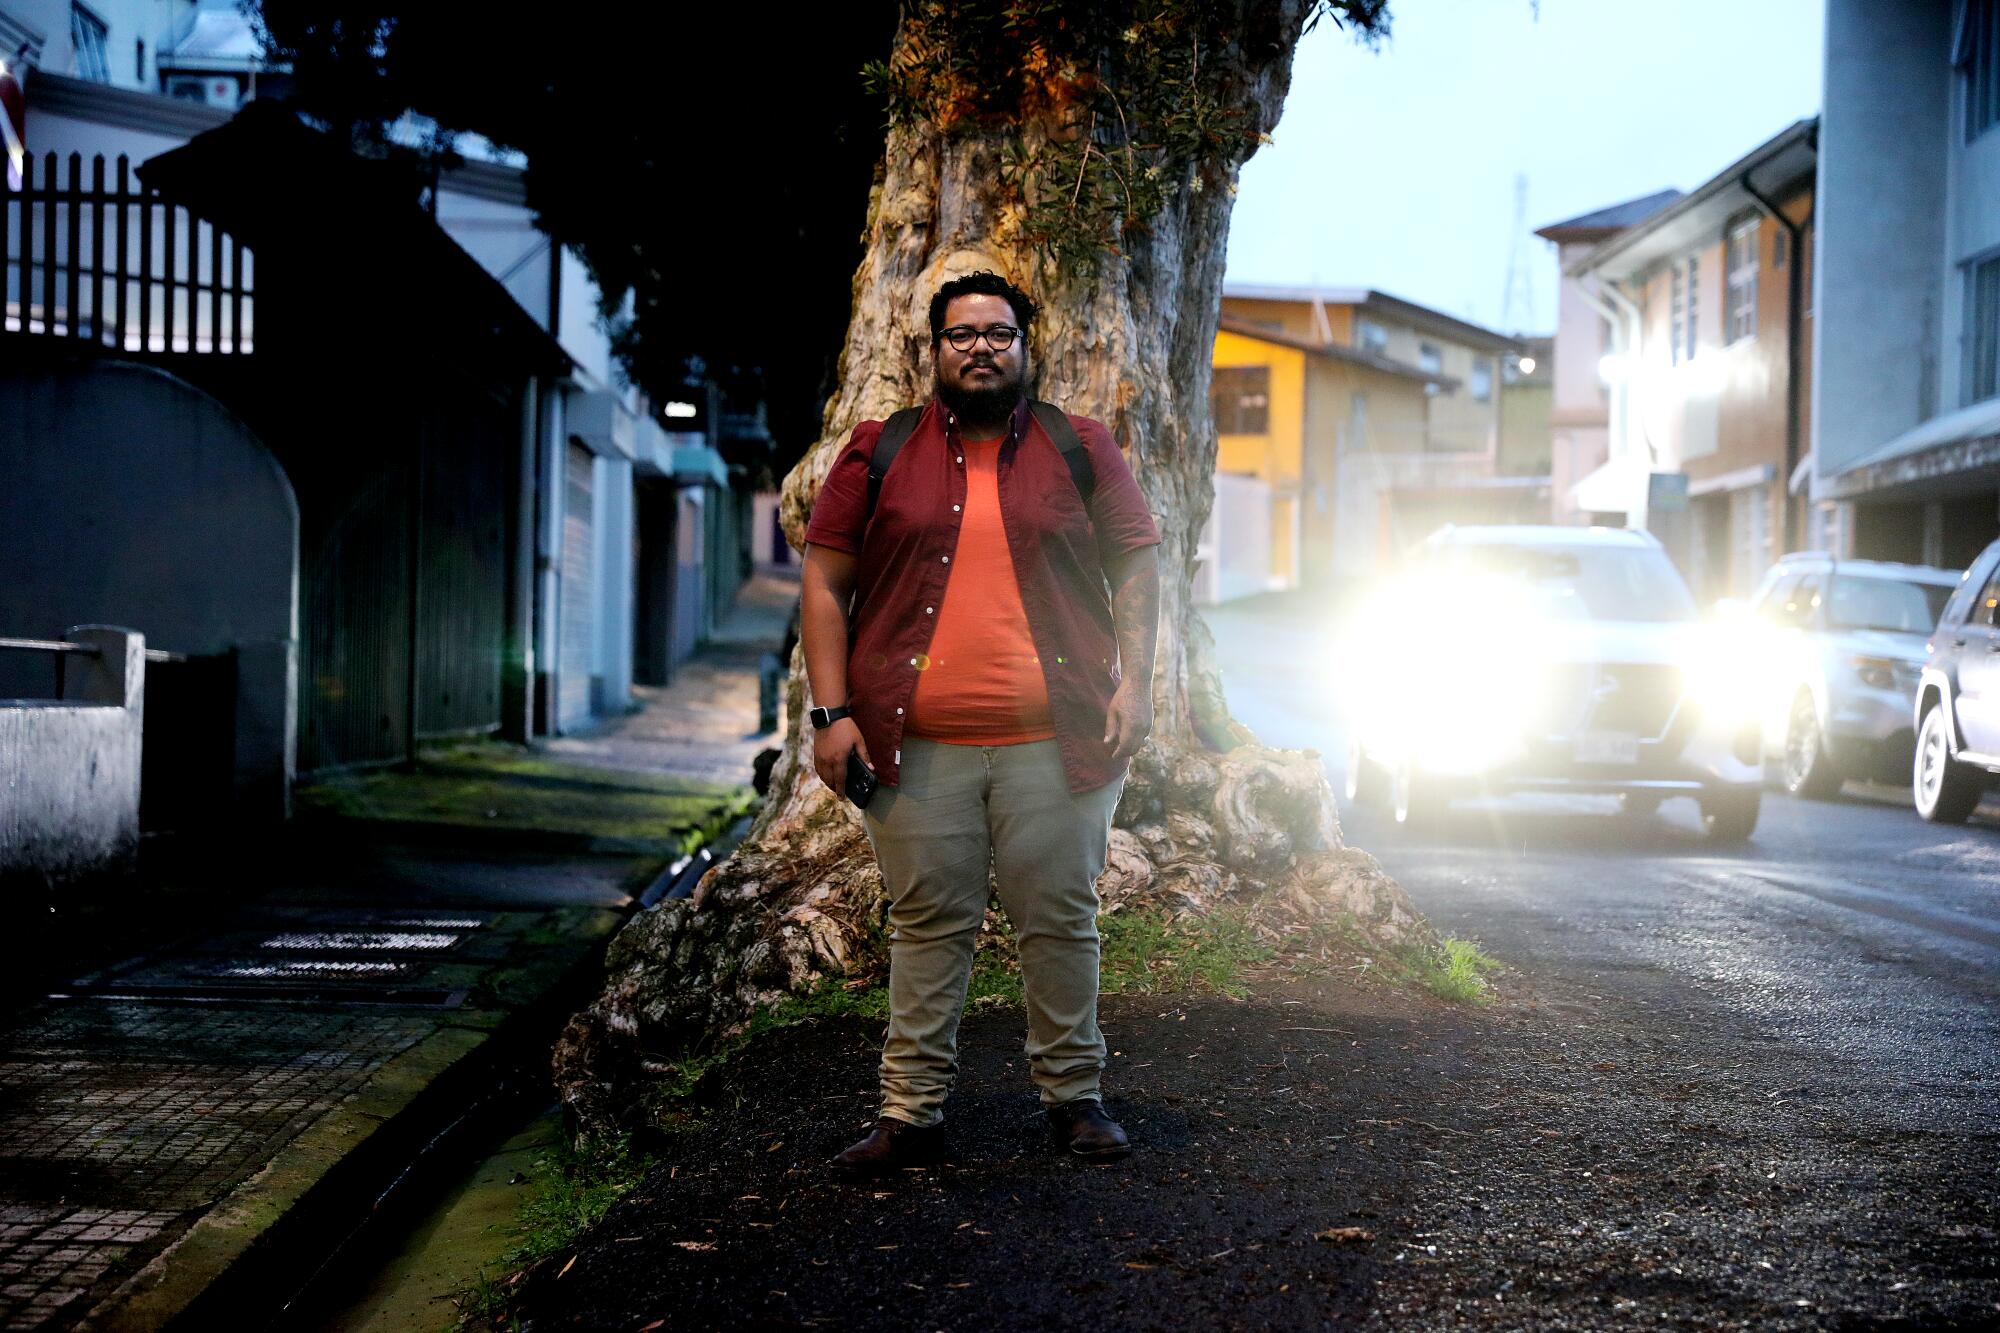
[568, 389, 641, 462]
[632, 421, 729, 486]
[1824, 397, 2000, 501]
[1569, 456, 1647, 514]
[1687, 463, 1776, 498]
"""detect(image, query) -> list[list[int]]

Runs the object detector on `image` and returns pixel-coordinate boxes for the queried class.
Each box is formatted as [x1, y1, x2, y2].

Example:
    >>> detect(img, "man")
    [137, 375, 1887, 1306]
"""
[801, 270, 1161, 1172]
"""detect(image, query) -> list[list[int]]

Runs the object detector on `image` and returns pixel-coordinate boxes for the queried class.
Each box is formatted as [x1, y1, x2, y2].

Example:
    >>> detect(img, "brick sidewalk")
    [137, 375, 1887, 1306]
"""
[0, 1001, 439, 1329]
[0, 811, 733, 1330]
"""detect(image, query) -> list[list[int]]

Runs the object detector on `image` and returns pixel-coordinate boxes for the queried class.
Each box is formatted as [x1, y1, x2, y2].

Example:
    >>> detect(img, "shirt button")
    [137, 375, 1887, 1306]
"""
[895, 707, 904, 715]
[952, 504, 961, 513]
[956, 456, 963, 464]
[942, 556, 950, 564]
[925, 606, 933, 614]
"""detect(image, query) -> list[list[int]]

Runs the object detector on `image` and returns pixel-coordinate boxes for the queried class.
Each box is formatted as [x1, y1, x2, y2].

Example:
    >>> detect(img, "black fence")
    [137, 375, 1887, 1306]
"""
[2, 151, 254, 355]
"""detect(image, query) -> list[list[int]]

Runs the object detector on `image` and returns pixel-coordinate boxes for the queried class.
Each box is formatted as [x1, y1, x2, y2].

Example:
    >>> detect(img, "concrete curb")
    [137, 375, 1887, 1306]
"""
[75, 1028, 489, 1333]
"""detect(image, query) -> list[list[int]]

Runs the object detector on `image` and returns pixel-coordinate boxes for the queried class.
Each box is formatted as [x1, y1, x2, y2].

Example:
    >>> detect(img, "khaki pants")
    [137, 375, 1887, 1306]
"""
[861, 737, 1122, 1128]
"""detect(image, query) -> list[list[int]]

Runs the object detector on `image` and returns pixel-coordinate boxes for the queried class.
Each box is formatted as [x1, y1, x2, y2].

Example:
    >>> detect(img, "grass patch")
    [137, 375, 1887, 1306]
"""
[1100, 906, 1273, 1000]
[454, 1132, 656, 1328]
[1411, 937, 1501, 1005]
[1282, 919, 1501, 1006]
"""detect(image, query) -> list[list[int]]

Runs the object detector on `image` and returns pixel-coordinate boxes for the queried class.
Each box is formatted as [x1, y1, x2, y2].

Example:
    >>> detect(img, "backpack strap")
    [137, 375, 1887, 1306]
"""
[864, 406, 925, 518]
[864, 400, 1096, 517]
[1028, 400, 1096, 507]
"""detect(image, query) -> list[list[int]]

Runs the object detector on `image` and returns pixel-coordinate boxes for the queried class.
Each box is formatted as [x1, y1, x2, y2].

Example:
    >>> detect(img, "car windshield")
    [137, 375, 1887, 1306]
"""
[1826, 575, 1953, 633]
[1436, 544, 1698, 623]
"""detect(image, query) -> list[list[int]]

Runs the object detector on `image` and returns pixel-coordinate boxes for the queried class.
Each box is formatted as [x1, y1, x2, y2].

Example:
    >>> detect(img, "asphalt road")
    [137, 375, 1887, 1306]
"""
[1205, 588, 2000, 1140]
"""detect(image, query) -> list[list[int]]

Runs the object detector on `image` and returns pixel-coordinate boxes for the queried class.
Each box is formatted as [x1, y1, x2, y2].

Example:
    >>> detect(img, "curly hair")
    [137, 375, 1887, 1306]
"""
[928, 270, 1040, 344]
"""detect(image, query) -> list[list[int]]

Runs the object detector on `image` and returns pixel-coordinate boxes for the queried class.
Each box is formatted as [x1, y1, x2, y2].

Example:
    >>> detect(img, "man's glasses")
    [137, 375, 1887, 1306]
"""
[940, 324, 1022, 352]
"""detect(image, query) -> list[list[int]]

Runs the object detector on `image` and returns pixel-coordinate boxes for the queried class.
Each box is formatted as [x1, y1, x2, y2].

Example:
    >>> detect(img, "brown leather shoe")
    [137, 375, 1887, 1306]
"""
[1048, 1099, 1131, 1160]
[830, 1117, 946, 1175]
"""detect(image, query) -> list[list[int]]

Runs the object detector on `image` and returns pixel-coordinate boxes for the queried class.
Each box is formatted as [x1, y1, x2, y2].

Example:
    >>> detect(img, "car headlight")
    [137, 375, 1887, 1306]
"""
[1851, 655, 1904, 690]
[1685, 633, 1758, 728]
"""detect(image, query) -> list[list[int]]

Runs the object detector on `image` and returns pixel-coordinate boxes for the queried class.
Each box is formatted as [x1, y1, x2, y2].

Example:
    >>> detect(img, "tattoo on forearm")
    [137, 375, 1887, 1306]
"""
[1111, 558, 1160, 689]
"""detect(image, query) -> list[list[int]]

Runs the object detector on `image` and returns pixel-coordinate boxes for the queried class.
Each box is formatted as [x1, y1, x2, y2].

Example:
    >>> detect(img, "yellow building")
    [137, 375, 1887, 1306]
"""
[1205, 319, 1443, 598]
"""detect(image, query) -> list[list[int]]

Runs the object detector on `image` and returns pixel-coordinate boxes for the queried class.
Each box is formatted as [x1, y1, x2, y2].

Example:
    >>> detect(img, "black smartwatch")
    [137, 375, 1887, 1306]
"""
[809, 704, 852, 729]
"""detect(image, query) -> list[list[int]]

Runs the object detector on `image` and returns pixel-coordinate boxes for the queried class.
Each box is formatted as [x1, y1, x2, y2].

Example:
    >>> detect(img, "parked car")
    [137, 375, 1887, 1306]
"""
[1342, 526, 1765, 841]
[1913, 536, 2000, 823]
[1740, 554, 1961, 797]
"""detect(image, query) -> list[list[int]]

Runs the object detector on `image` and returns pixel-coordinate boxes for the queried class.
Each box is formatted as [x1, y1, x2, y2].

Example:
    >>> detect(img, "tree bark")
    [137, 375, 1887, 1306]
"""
[555, 0, 1432, 1138]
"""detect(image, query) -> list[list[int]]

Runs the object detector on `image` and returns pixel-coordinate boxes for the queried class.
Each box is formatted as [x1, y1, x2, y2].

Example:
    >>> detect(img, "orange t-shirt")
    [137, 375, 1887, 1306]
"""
[905, 435, 1055, 744]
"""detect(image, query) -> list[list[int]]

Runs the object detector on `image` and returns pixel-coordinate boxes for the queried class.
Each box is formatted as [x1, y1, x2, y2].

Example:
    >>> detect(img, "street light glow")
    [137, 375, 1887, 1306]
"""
[1517, 355, 1537, 375]
[663, 401, 698, 418]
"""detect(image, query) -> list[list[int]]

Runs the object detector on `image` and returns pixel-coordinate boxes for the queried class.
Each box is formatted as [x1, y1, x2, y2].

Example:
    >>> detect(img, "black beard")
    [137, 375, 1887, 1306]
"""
[936, 372, 1024, 428]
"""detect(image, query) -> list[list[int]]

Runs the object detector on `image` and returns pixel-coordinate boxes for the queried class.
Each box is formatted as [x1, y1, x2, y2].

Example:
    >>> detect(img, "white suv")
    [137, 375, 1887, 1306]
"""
[1741, 554, 1960, 797]
[1342, 526, 1765, 841]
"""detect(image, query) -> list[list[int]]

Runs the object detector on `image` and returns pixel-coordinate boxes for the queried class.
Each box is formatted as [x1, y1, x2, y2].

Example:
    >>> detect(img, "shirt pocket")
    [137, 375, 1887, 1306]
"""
[1027, 470, 1094, 545]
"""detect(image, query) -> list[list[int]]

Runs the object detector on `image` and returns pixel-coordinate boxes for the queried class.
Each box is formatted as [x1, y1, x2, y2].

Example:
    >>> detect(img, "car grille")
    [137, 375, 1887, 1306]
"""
[1543, 663, 1683, 740]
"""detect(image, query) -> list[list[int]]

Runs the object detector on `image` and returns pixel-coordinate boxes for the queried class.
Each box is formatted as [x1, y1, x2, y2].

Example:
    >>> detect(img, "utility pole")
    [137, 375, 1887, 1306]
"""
[1500, 173, 1536, 333]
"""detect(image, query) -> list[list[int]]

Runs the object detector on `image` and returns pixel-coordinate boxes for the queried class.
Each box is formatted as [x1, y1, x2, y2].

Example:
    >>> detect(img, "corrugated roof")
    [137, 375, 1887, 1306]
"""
[1221, 286, 1521, 354]
[1217, 316, 1457, 388]
[1534, 189, 1684, 240]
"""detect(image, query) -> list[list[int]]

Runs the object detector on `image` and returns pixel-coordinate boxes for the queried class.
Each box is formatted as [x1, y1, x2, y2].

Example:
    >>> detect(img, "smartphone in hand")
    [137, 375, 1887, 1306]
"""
[844, 751, 878, 808]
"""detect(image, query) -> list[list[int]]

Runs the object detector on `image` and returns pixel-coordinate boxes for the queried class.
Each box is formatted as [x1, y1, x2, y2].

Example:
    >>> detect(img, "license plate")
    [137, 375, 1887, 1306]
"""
[1574, 733, 1639, 764]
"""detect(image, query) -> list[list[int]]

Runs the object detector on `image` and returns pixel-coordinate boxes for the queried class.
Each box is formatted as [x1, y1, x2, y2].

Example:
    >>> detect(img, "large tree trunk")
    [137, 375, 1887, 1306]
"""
[555, 0, 1430, 1137]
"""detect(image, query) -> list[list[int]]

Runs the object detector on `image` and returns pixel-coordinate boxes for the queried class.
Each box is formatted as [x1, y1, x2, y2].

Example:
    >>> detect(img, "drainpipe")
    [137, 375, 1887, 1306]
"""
[1575, 278, 1649, 519]
[1740, 169, 1809, 555]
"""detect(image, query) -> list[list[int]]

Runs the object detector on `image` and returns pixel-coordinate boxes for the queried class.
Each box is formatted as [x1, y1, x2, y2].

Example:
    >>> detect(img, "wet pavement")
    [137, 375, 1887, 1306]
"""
[1202, 588, 2000, 1104]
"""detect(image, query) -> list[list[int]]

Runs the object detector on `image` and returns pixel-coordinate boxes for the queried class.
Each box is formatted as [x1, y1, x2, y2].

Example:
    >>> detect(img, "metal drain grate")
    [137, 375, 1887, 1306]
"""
[54, 909, 499, 1009]
[376, 916, 489, 929]
[257, 931, 462, 952]
[221, 959, 411, 978]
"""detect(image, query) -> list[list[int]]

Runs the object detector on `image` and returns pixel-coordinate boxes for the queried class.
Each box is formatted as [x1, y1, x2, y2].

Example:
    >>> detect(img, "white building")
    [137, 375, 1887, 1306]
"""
[1813, 0, 2000, 568]
[2, 0, 739, 744]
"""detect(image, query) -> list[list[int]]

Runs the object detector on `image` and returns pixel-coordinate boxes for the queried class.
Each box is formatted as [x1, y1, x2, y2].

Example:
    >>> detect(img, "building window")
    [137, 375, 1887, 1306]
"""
[1957, 0, 2000, 142]
[1356, 318, 1388, 356]
[1968, 253, 2000, 405]
[1211, 365, 1271, 434]
[1418, 342, 1442, 375]
[1687, 256, 1700, 360]
[1470, 358, 1492, 402]
[1726, 218, 1759, 344]
[70, 4, 110, 82]
[1671, 258, 1699, 364]
[1773, 228, 1789, 269]
[1671, 264, 1686, 365]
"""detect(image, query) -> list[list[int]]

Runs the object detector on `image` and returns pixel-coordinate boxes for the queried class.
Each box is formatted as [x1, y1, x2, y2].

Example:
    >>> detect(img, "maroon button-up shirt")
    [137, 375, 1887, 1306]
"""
[805, 397, 1161, 793]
